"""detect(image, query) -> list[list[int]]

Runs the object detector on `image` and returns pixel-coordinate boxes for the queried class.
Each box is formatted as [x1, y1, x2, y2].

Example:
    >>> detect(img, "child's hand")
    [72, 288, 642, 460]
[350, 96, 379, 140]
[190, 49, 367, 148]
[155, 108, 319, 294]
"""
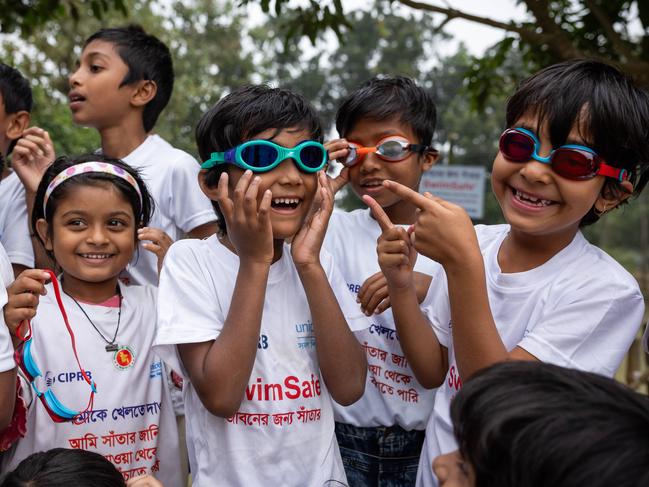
[4, 270, 50, 340]
[380, 180, 479, 267]
[363, 195, 417, 290]
[324, 139, 350, 194]
[138, 227, 174, 275]
[216, 171, 274, 264]
[292, 171, 334, 268]
[357, 271, 390, 316]
[11, 127, 55, 194]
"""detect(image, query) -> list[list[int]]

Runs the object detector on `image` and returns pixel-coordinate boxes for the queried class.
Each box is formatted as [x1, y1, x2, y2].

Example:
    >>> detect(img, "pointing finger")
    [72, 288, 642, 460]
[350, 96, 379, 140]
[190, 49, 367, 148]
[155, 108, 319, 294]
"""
[362, 195, 394, 232]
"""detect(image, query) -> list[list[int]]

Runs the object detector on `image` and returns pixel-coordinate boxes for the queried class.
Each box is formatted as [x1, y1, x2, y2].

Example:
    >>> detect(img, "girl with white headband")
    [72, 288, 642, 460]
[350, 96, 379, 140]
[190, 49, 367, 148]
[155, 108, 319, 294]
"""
[0, 155, 182, 486]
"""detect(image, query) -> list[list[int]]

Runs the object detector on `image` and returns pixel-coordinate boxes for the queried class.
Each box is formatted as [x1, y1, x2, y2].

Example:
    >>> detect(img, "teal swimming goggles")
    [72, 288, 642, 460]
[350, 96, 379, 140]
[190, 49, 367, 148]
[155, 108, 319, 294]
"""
[200, 140, 328, 173]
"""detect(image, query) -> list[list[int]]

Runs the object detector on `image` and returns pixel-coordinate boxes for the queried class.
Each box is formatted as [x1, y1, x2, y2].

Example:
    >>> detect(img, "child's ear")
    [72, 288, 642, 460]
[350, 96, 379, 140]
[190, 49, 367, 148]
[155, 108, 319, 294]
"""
[420, 149, 439, 172]
[198, 169, 220, 201]
[35, 218, 53, 251]
[594, 180, 633, 214]
[6, 111, 30, 140]
[130, 80, 157, 108]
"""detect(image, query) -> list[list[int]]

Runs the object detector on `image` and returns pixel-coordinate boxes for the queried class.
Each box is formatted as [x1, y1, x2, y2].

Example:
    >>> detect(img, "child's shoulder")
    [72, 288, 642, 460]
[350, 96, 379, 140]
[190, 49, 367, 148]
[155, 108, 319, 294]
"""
[330, 207, 371, 227]
[474, 223, 510, 250]
[127, 134, 198, 169]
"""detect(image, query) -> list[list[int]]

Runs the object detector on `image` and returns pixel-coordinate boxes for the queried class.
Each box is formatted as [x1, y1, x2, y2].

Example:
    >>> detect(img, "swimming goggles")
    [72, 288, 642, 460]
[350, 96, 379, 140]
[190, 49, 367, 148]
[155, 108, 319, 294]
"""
[339, 135, 436, 167]
[14, 270, 96, 423]
[201, 140, 327, 173]
[499, 128, 627, 181]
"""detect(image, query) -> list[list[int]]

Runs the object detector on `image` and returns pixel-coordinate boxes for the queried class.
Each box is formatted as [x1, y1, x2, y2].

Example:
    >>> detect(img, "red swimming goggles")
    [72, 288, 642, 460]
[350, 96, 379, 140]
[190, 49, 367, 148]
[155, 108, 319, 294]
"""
[14, 270, 96, 423]
[499, 128, 627, 182]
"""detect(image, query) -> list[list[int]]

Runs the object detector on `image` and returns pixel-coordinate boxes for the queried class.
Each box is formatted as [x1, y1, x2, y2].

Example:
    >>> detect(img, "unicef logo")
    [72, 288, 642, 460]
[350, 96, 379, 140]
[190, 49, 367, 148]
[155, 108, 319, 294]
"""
[44, 371, 55, 387]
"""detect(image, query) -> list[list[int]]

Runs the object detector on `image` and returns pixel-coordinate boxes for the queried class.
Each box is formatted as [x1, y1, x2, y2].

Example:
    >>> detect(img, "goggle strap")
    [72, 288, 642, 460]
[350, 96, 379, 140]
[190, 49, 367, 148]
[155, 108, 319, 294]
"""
[47, 270, 95, 391]
[598, 164, 627, 182]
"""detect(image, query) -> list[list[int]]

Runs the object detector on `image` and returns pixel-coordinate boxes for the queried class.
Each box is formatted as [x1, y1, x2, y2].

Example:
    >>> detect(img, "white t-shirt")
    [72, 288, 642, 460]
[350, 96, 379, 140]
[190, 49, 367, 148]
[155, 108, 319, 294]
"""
[122, 134, 215, 286]
[323, 209, 440, 431]
[417, 224, 645, 487]
[2, 283, 182, 487]
[154, 236, 369, 487]
[0, 243, 15, 373]
[0, 171, 34, 269]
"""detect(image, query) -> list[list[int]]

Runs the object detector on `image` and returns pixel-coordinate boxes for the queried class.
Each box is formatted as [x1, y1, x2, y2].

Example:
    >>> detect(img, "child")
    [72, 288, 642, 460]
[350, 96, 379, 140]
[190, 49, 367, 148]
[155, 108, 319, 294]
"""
[0, 243, 16, 435]
[0, 63, 36, 277]
[68, 25, 217, 286]
[1, 155, 182, 486]
[434, 361, 649, 487]
[366, 59, 649, 486]
[323, 76, 441, 485]
[153, 85, 369, 487]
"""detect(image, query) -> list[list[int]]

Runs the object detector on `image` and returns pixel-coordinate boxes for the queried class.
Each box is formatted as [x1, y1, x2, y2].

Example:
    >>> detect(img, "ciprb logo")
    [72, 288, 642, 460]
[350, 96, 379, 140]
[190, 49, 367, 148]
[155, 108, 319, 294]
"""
[44, 370, 94, 385]
[113, 346, 135, 370]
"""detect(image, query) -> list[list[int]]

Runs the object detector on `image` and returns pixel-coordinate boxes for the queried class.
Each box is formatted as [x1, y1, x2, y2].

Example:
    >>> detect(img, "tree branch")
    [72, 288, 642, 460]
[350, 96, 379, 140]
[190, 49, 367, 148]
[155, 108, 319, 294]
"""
[582, 0, 635, 60]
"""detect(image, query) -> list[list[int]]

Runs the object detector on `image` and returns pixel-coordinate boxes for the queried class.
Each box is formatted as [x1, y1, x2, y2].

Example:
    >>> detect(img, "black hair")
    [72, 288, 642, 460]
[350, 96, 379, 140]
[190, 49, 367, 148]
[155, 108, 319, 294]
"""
[450, 361, 649, 487]
[335, 75, 437, 145]
[0, 63, 33, 155]
[195, 84, 323, 231]
[31, 154, 154, 258]
[84, 25, 174, 132]
[0, 448, 126, 487]
[506, 59, 649, 225]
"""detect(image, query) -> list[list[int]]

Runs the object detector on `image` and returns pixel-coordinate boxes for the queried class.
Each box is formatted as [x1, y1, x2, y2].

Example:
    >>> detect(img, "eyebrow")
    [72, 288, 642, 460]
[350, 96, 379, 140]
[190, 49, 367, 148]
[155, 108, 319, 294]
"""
[60, 210, 133, 219]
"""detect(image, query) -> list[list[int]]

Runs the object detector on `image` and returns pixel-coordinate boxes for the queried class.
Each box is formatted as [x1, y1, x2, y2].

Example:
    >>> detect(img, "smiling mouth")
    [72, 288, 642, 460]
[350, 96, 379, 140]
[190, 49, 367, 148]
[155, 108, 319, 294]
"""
[271, 197, 301, 210]
[512, 187, 557, 207]
[361, 180, 384, 189]
[78, 253, 113, 260]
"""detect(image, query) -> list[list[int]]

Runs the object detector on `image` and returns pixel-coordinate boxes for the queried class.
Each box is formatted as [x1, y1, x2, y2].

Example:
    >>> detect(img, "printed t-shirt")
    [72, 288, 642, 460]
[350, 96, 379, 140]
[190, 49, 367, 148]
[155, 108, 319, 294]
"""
[0, 172, 34, 269]
[2, 283, 182, 487]
[154, 235, 370, 487]
[121, 134, 215, 286]
[416, 224, 645, 487]
[323, 209, 441, 431]
[0, 244, 15, 373]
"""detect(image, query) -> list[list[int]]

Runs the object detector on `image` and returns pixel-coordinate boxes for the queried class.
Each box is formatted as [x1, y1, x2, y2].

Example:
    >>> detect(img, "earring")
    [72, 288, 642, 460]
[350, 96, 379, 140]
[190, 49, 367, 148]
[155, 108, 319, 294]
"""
[594, 203, 610, 217]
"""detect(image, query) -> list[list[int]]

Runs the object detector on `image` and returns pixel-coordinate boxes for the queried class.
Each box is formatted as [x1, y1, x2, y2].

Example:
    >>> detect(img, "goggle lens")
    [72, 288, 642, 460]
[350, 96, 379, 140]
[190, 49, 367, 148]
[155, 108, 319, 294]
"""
[299, 145, 327, 169]
[377, 140, 409, 160]
[499, 131, 534, 162]
[240, 145, 280, 169]
[552, 148, 598, 180]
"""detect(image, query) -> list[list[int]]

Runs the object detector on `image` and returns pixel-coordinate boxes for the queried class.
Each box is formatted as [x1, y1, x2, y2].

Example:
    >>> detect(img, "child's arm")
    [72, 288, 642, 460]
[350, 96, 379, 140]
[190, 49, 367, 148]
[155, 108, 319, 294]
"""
[380, 181, 535, 380]
[363, 195, 448, 388]
[291, 172, 367, 405]
[177, 171, 274, 417]
[0, 369, 16, 430]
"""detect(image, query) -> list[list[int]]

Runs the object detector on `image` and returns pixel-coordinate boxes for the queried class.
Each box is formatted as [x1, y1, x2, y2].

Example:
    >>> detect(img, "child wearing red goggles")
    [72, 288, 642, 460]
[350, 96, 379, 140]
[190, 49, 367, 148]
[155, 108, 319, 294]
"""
[365, 59, 649, 487]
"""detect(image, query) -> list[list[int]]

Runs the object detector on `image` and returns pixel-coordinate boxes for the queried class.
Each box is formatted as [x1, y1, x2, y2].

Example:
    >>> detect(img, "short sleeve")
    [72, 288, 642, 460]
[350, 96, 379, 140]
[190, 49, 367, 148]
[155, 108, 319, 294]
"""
[0, 284, 15, 372]
[153, 241, 225, 375]
[167, 153, 216, 233]
[421, 266, 451, 348]
[0, 180, 34, 268]
[518, 281, 644, 377]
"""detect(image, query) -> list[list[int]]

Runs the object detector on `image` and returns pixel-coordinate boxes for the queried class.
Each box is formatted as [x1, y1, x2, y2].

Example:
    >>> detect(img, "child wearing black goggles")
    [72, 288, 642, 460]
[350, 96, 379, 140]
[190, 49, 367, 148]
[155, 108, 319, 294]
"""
[364, 60, 649, 487]
[152, 85, 369, 487]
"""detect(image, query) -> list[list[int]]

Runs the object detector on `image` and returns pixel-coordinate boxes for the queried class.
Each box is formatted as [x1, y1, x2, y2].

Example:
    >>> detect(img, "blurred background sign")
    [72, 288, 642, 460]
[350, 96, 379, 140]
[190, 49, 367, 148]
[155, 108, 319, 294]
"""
[420, 165, 486, 219]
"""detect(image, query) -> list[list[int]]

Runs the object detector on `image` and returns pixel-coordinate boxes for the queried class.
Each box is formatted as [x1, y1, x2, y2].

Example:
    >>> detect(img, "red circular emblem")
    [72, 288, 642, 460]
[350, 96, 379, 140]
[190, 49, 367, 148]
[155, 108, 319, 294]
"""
[113, 346, 135, 370]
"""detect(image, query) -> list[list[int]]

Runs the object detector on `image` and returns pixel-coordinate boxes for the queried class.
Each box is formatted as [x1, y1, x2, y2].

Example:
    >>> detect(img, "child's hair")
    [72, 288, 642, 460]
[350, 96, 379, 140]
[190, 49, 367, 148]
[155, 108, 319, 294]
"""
[335, 75, 437, 146]
[31, 154, 154, 256]
[195, 84, 323, 229]
[83, 25, 173, 133]
[506, 59, 649, 225]
[450, 361, 649, 487]
[0, 62, 32, 154]
[0, 447, 126, 487]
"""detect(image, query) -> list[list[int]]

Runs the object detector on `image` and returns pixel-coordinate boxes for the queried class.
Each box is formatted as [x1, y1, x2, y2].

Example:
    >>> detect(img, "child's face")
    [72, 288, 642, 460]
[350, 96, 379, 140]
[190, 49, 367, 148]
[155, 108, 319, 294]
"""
[433, 449, 475, 487]
[344, 117, 437, 222]
[491, 113, 628, 242]
[218, 127, 319, 240]
[36, 182, 136, 297]
[0, 92, 30, 158]
[68, 40, 139, 130]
